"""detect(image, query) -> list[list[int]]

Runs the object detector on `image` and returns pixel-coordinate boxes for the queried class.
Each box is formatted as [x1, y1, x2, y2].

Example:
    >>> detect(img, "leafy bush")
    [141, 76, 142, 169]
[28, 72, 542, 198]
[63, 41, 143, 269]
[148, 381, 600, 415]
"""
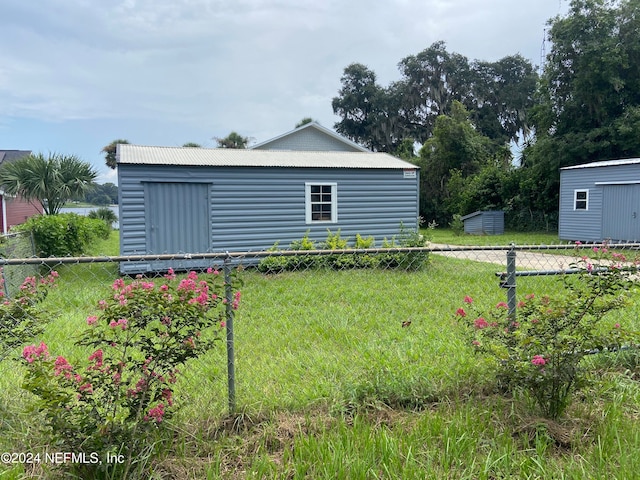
[88, 206, 118, 229]
[21, 268, 239, 478]
[450, 214, 464, 236]
[457, 245, 640, 419]
[16, 213, 110, 257]
[258, 223, 431, 273]
[0, 271, 58, 351]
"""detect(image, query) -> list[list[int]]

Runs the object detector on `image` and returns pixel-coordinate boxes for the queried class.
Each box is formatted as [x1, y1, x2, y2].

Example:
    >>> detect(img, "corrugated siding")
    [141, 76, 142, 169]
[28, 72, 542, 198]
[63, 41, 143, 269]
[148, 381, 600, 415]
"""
[559, 163, 640, 241]
[252, 128, 363, 152]
[118, 164, 419, 271]
[602, 185, 640, 241]
[463, 215, 483, 234]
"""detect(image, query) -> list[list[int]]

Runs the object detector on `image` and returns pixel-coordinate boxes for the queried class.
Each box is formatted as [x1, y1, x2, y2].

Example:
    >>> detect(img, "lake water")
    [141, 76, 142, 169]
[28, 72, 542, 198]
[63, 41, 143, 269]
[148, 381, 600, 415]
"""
[59, 205, 120, 229]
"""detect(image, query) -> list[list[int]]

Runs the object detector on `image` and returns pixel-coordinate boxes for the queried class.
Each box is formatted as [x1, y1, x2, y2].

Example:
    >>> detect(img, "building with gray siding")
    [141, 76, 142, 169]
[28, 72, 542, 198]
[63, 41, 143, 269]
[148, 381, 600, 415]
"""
[117, 145, 419, 273]
[461, 211, 504, 235]
[250, 121, 370, 152]
[559, 158, 640, 242]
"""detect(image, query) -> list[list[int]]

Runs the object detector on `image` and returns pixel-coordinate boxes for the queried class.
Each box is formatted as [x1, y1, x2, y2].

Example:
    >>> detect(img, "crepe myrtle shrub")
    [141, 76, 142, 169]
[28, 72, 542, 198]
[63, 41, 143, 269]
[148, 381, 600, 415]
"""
[21, 268, 240, 477]
[456, 244, 640, 419]
[0, 271, 58, 351]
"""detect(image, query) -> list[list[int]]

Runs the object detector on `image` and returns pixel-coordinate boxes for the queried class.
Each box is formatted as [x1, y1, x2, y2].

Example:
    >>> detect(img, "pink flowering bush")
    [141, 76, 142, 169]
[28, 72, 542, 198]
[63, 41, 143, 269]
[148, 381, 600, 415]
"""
[21, 267, 240, 477]
[457, 245, 639, 419]
[0, 270, 58, 351]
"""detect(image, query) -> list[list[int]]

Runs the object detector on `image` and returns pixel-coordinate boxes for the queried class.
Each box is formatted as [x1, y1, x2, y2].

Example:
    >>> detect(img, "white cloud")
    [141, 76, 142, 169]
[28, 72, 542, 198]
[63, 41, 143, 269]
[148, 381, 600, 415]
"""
[0, 0, 568, 164]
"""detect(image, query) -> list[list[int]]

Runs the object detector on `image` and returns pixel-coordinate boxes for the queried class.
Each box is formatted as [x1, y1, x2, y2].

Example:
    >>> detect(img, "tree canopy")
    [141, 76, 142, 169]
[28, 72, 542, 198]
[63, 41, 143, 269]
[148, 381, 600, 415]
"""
[214, 132, 250, 149]
[102, 139, 130, 169]
[520, 0, 640, 223]
[332, 42, 538, 155]
[332, 0, 640, 230]
[0, 153, 97, 215]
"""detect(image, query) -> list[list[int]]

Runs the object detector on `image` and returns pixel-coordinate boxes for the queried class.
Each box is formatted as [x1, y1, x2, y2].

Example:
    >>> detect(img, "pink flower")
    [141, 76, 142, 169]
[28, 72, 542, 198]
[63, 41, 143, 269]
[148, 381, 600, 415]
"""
[525, 294, 535, 300]
[88, 349, 103, 368]
[79, 383, 93, 394]
[54, 356, 73, 376]
[98, 300, 107, 310]
[474, 317, 489, 329]
[615, 323, 621, 329]
[22, 342, 49, 363]
[456, 308, 467, 317]
[496, 302, 508, 309]
[112, 278, 125, 290]
[145, 402, 165, 422]
[220, 320, 226, 328]
[575, 241, 582, 246]
[472, 340, 481, 347]
[86, 315, 98, 325]
[109, 318, 128, 330]
[531, 355, 546, 366]
[463, 295, 473, 304]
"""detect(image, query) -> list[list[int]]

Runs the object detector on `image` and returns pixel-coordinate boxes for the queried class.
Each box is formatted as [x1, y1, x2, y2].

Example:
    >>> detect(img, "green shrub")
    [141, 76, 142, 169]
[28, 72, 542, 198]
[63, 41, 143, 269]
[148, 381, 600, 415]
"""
[457, 245, 640, 419]
[16, 214, 110, 257]
[87, 207, 118, 229]
[450, 214, 464, 236]
[21, 269, 238, 478]
[257, 224, 430, 273]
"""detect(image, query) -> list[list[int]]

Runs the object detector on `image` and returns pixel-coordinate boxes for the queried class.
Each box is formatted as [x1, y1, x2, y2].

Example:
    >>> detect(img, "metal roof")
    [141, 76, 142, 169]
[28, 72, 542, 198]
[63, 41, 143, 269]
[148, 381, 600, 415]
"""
[561, 158, 640, 170]
[117, 144, 418, 169]
[0, 150, 31, 165]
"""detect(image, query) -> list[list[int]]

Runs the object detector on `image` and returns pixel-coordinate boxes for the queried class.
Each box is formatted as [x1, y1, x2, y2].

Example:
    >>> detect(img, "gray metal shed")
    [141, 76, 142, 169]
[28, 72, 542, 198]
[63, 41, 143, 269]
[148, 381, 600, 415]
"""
[117, 145, 420, 273]
[461, 211, 504, 235]
[559, 158, 640, 242]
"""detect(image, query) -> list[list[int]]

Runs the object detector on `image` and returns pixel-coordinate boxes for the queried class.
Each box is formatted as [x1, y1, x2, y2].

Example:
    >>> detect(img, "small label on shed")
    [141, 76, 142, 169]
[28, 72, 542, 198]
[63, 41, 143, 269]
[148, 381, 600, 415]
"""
[403, 169, 416, 179]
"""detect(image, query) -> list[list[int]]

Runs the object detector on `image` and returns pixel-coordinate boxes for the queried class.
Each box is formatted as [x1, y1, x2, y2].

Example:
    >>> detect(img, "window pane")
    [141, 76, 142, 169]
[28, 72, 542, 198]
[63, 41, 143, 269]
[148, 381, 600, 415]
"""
[576, 191, 587, 200]
[311, 185, 320, 194]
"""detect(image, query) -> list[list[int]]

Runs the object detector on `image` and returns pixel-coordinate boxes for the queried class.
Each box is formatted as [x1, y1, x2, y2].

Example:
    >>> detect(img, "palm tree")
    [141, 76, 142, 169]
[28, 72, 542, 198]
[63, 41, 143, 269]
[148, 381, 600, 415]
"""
[0, 153, 97, 215]
[88, 206, 118, 229]
[102, 139, 129, 169]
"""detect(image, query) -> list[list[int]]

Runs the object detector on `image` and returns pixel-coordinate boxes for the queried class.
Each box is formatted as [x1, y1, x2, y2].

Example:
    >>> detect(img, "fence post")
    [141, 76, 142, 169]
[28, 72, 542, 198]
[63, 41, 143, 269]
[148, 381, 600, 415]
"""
[506, 244, 517, 319]
[224, 254, 236, 413]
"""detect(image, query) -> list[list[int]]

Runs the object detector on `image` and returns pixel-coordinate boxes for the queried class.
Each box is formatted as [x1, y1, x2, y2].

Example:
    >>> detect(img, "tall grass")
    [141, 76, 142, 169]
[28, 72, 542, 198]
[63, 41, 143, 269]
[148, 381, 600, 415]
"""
[2, 232, 640, 478]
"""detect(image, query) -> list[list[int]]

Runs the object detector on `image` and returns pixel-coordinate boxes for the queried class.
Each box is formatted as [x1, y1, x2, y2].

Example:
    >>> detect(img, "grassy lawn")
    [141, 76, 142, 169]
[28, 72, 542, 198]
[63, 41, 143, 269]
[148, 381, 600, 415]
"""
[2, 231, 640, 478]
[428, 228, 563, 246]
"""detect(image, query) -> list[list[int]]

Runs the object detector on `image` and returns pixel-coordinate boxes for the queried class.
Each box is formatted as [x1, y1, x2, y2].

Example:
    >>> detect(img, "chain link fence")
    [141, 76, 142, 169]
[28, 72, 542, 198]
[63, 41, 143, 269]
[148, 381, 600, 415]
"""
[1, 242, 640, 447]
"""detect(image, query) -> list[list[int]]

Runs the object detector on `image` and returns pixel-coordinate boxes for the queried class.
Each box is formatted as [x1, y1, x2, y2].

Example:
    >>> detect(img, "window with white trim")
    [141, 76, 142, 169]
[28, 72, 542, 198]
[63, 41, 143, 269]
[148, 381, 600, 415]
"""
[574, 189, 589, 210]
[305, 183, 337, 223]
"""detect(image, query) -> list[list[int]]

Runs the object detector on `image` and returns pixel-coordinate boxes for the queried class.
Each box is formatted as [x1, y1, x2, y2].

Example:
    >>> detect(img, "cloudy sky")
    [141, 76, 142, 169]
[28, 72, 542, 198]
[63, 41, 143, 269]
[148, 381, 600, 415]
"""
[0, 0, 568, 184]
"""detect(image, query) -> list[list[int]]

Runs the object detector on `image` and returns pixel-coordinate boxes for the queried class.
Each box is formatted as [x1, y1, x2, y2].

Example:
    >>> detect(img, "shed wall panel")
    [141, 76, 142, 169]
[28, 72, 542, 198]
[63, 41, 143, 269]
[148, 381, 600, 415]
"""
[119, 164, 419, 271]
[559, 163, 640, 241]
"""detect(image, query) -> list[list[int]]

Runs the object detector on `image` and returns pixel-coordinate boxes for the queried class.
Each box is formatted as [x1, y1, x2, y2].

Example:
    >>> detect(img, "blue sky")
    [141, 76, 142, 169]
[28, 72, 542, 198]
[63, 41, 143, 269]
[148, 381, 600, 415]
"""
[0, 0, 568, 184]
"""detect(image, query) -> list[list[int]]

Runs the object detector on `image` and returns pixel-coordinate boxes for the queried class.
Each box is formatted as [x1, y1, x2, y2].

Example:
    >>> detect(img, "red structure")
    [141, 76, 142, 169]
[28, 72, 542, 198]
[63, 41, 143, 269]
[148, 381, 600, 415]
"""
[0, 151, 44, 234]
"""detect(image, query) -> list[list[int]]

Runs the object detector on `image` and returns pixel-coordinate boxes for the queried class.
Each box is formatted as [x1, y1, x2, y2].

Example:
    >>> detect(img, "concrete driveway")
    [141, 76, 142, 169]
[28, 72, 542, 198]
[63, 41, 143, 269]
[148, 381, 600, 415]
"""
[428, 243, 586, 272]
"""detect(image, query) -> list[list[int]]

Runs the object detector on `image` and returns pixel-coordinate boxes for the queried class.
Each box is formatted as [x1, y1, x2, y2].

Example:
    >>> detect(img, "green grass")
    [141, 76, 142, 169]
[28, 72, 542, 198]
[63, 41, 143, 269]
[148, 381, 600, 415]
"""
[428, 228, 563, 246]
[2, 233, 640, 478]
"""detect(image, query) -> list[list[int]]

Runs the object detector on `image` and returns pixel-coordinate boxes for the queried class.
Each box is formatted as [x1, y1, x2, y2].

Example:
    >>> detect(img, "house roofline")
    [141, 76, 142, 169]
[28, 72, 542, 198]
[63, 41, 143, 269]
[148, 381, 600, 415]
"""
[250, 122, 370, 152]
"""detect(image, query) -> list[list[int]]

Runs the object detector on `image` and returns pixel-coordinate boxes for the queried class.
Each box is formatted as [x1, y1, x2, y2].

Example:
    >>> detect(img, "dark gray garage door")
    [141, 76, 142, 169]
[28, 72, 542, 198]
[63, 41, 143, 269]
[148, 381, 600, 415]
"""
[602, 184, 640, 241]
[145, 182, 211, 254]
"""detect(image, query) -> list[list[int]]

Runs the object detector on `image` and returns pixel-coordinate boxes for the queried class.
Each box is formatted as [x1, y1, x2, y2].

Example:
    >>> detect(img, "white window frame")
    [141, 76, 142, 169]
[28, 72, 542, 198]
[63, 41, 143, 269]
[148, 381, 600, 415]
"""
[305, 182, 337, 224]
[574, 189, 589, 211]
